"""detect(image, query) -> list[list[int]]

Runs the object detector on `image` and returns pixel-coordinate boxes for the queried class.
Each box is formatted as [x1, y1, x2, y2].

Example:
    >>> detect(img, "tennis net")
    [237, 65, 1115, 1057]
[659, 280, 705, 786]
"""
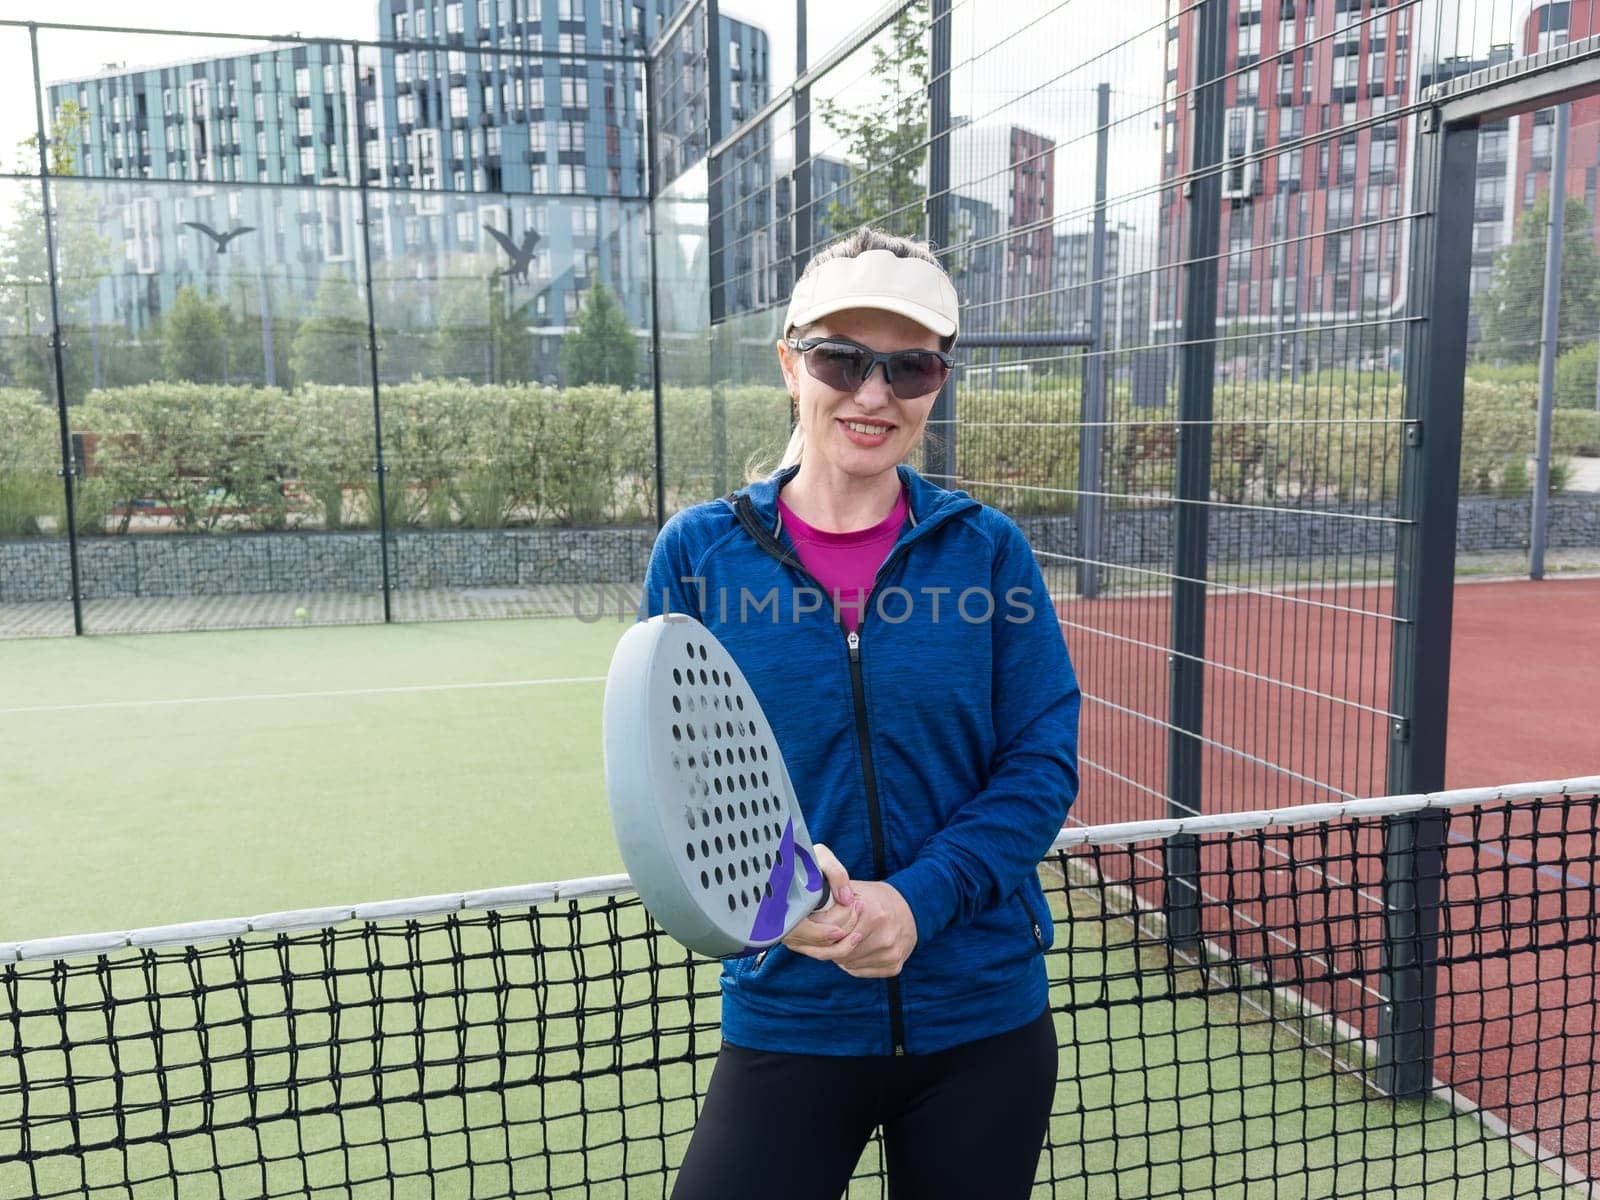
[3, 776, 1597, 1198]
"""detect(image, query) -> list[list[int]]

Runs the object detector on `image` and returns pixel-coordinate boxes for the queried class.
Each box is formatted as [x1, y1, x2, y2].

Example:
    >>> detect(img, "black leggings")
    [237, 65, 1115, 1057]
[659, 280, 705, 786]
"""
[670, 1008, 1057, 1200]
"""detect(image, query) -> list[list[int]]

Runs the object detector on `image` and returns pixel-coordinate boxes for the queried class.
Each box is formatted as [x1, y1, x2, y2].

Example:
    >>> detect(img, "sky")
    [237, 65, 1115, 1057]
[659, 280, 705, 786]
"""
[0, 0, 1545, 245]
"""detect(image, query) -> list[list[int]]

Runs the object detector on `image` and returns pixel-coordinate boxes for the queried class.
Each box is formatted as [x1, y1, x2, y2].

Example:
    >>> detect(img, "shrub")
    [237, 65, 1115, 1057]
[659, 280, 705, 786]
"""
[0, 388, 63, 536]
[1555, 341, 1597, 411]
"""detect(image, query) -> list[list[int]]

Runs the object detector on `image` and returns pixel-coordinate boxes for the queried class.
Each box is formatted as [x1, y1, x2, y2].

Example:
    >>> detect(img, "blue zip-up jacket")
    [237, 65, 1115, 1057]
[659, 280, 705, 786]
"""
[640, 463, 1080, 1056]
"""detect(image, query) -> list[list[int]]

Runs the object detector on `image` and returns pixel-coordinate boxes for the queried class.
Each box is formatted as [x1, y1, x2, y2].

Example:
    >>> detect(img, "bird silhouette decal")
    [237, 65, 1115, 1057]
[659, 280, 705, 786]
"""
[483, 224, 541, 284]
[182, 221, 257, 254]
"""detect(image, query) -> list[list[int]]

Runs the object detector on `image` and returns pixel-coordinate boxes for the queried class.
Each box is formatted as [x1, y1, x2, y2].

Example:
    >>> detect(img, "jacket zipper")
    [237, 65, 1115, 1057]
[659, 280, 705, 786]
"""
[732, 494, 912, 1054]
[846, 626, 906, 1055]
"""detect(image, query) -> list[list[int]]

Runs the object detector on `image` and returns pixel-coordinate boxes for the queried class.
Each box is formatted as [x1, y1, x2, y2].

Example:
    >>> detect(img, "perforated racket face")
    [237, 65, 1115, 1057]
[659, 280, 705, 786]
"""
[604, 615, 828, 958]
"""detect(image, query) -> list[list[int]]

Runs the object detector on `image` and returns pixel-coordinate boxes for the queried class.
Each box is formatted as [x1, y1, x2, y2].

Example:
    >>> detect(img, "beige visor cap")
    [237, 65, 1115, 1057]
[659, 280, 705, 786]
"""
[784, 249, 960, 343]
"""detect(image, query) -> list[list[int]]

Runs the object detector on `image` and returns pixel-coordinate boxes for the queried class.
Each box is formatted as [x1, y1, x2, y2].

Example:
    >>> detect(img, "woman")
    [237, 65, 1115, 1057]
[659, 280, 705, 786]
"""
[642, 227, 1080, 1198]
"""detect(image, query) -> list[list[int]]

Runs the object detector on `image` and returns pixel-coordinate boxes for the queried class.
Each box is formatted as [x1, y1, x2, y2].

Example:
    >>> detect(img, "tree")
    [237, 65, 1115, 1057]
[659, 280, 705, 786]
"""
[161, 286, 228, 383]
[428, 264, 535, 383]
[814, 8, 930, 239]
[290, 271, 370, 387]
[1475, 195, 1600, 364]
[0, 100, 110, 403]
[559, 280, 640, 386]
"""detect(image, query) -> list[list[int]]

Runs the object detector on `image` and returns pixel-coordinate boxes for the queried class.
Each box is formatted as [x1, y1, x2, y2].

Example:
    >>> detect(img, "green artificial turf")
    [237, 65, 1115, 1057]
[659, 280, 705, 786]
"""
[0, 619, 631, 944]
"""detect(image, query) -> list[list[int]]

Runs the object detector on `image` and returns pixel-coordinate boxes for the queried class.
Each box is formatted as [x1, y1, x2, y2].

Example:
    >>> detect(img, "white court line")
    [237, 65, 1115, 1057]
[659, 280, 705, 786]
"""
[0, 676, 607, 716]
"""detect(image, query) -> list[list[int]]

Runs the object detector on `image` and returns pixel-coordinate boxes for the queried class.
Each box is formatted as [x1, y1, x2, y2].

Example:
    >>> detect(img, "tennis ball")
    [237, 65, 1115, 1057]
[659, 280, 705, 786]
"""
[294, 606, 309, 621]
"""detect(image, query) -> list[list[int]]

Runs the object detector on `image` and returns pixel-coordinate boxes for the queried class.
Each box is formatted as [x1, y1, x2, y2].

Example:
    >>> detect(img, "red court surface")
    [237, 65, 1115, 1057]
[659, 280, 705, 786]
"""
[1057, 573, 1600, 1181]
[1444, 577, 1600, 789]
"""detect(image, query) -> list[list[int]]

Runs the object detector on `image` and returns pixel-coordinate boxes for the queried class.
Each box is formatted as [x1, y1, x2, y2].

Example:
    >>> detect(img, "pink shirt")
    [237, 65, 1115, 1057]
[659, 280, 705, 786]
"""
[777, 487, 909, 632]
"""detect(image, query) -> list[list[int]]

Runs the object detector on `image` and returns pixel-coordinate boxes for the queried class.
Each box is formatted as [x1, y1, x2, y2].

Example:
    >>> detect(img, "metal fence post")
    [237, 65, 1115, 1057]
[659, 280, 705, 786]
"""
[1380, 108, 1477, 1099]
[924, 0, 954, 487]
[645, 49, 668, 528]
[1165, 0, 1227, 949]
[29, 25, 84, 636]
[352, 41, 393, 623]
[1531, 101, 1569, 581]
[1076, 82, 1110, 599]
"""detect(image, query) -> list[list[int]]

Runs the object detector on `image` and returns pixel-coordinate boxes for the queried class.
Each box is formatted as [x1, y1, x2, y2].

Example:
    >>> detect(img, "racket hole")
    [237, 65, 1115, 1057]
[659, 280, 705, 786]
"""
[686, 726, 696, 742]
[740, 830, 749, 848]
[762, 771, 770, 785]
[764, 852, 773, 869]
[736, 695, 744, 710]
[739, 800, 749, 819]
[701, 808, 710, 826]
[713, 749, 723, 766]
[713, 778, 723, 795]
[698, 644, 707, 660]
[683, 806, 695, 829]
[700, 870, 709, 890]
[700, 668, 708, 684]
[715, 865, 724, 884]
[701, 839, 709, 858]
[673, 668, 682, 685]
[727, 895, 736, 912]
[672, 725, 681, 741]
[737, 747, 747, 763]
[671, 696, 681, 713]
[740, 860, 749, 877]
[739, 776, 748, 792]
[760, 747, 769, 761]
[764, 882, 773, 899]
[685, 843, 695, 862]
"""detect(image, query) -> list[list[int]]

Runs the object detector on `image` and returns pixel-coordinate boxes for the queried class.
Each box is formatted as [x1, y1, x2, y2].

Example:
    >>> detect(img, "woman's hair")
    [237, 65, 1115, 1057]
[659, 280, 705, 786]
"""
[760, 227, 953, 477]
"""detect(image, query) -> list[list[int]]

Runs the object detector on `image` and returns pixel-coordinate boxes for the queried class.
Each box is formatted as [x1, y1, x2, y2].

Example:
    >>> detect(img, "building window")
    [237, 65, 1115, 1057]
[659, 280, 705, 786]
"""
[1237, 23, 1261, 62]
[559, 121, 585, 152]
[295, 66, 310, 96]
[478, 0, 490, 25]
[300, 145, 316, 176]
[1278, 17, 1295, 49]
[561, 76, 588, 108]
[451, 87, 469, 119]
[1237, 68, 1259, 104]
[529, 121, 547, 152]
[486, 126, 501, 154]
[416, 128, 440, 189]
[448, 50, 466, 74]
[395, 11, 409, 38]
[447, 2, 464, 34]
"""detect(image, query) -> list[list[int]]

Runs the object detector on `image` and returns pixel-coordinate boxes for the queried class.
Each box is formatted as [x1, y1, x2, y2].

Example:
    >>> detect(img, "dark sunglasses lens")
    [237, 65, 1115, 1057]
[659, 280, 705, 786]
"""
[887, 352, 948, 399]
[805, 344, 872, 391]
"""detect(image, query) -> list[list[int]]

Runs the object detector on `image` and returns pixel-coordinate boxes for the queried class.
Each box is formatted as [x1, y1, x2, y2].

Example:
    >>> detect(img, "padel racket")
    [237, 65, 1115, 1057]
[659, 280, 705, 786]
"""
[604, 613, 833, 958]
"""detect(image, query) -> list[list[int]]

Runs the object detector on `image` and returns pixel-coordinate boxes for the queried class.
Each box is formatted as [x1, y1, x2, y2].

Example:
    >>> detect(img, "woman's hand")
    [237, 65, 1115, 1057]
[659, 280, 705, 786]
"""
[780, 844, 918, 978]
[781, 842, 864, 955]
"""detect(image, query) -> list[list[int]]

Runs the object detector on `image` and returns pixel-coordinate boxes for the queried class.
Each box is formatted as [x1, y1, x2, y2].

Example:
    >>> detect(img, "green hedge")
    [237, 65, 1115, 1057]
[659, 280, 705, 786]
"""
[0, 376, 1593, 535]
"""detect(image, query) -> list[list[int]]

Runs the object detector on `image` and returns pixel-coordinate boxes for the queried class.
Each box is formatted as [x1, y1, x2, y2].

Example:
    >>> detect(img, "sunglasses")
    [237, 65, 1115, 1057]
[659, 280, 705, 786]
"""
[786, 337, 955, 400]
